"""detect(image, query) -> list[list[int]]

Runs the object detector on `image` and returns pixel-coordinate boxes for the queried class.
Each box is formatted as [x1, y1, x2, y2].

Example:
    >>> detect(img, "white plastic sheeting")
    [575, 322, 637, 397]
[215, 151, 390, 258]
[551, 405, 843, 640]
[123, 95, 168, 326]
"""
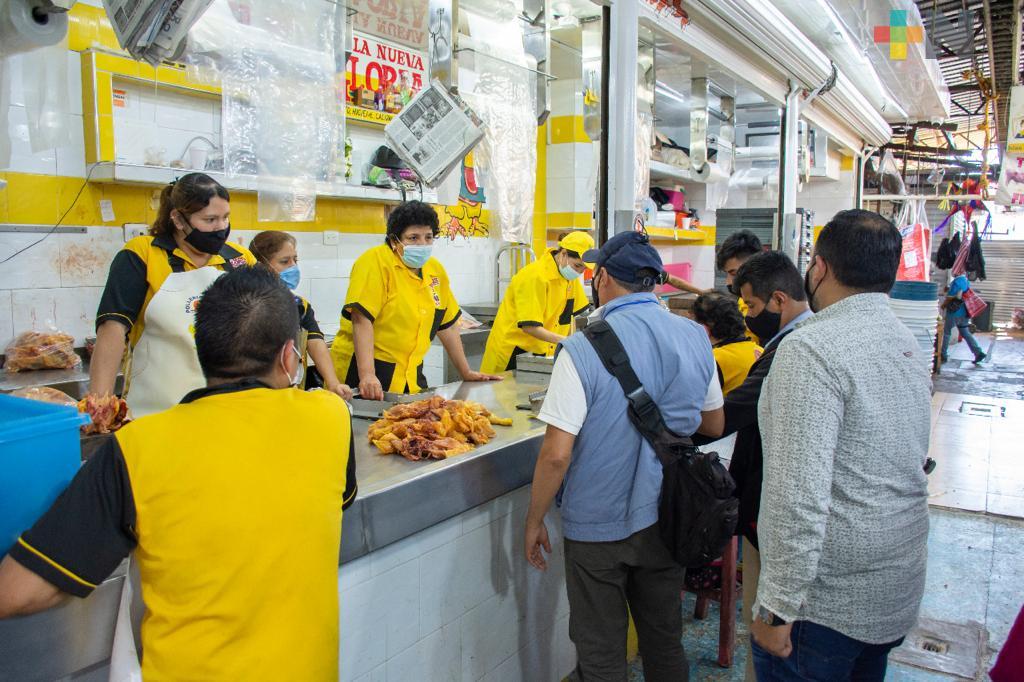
[187, 0, 345, 221]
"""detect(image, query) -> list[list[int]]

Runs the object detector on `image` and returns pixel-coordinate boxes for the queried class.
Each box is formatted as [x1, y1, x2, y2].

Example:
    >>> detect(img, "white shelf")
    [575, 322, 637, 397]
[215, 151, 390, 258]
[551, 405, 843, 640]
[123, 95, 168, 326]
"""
[89, 163, 438, 204]
[649, 160, 692, 185]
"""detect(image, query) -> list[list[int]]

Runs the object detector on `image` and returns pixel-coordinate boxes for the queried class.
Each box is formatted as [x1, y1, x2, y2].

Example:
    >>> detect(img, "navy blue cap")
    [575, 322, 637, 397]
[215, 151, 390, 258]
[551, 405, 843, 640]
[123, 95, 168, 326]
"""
[582, 231, 664, 284]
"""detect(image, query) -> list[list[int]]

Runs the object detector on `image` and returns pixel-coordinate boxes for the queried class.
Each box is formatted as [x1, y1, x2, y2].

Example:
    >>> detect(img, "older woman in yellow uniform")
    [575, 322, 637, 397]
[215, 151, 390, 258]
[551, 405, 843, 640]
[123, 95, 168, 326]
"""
[90, 173, 256, 417]
[480, 232, 594, 374]
[330, 201, 500, 401]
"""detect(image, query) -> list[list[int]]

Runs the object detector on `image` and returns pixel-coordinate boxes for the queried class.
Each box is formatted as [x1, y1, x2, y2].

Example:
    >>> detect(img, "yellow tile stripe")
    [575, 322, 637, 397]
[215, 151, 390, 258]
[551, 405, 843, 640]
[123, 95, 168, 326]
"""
[547, 212, 594, 229]
[549, 115, 590, 145]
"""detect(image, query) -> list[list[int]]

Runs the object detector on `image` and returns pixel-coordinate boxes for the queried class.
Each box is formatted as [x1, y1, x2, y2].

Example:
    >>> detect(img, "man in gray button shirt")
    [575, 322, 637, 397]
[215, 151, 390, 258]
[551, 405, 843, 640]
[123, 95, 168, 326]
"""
[751, 210, 931, 681]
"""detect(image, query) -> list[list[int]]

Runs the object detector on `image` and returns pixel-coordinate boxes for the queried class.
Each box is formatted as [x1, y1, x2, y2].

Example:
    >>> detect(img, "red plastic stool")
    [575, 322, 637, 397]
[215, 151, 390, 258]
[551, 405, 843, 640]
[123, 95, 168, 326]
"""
[683, 536, 738, 668]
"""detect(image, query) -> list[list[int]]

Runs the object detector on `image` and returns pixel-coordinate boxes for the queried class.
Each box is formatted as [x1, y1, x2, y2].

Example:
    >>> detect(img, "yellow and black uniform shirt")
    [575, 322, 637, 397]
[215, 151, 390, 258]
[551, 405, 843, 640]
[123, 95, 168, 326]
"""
[10, 380, 357, 681]
[297, 295, 324, 340]
[480, 250, 589, 373]
[330, 244, 460, 393]
[712, 337, 764, 395]
[96, 233, 256, 346]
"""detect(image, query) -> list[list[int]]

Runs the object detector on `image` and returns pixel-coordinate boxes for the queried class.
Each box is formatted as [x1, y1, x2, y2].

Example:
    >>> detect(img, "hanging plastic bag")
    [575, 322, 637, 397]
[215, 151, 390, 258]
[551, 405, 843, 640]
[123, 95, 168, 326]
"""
[896, 201, 930, 282]
[877, 149, 907, 196]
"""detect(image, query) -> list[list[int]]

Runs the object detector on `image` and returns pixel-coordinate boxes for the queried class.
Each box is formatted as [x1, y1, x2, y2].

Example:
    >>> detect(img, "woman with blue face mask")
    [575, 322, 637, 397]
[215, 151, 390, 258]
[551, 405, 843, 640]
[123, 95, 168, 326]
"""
[251, 230, 353, 400]
[330, 201, 501, 401]
[480, 231, 594, 374]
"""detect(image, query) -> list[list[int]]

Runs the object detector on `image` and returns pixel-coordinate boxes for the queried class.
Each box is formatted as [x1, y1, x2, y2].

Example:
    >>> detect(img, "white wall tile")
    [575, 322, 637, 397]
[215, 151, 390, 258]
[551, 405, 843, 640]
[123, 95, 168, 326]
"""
[386, 623, 461, 682]
[58, 227, 122, 287]
[339, 578, 389, 680]
[65, 52, 83, 117]
[309, 277, 348, 328]
[155, 91, 215, 135]
[55, 114, 87, 178]
[11, 286, 102, 344]
[0, 290, 14, 348]
[460, 592, 522, 682]
[375, 559, 422, 658]
[546, 178, 574, 214]
[545, 146, 574, 180]
[371, 514, 461, 576]
[0, 234, 62, 290]
[338, 553, 373, 594]
[5, 105, 58, 175]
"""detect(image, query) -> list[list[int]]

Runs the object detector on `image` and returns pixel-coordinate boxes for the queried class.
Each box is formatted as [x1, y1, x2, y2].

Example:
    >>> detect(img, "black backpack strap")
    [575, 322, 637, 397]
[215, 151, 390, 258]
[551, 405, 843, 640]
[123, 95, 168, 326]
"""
[582, 320, 676, 446]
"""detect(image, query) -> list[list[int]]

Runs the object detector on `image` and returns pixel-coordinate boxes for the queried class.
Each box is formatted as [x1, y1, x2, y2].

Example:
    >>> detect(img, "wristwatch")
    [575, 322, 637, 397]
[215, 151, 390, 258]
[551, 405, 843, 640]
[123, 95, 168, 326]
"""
[758, 606, 788, 626]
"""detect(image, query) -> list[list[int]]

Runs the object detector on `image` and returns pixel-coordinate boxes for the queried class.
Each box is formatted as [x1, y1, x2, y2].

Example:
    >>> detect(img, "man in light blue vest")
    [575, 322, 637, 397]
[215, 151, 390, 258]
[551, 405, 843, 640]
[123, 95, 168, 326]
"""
[524, 231, 725, 682]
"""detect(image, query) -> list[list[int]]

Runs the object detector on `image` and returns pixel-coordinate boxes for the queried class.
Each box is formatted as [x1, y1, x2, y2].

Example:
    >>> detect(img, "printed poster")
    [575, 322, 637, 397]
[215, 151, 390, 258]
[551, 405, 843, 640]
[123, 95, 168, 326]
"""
[346, 31, 427, 125]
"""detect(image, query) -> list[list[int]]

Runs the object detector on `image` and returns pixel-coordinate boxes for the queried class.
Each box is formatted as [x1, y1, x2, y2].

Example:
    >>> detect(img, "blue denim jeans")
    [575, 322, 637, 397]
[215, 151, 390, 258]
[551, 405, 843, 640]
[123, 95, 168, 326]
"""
[751, 620, 903, 682]
[941, 314, 983, 359]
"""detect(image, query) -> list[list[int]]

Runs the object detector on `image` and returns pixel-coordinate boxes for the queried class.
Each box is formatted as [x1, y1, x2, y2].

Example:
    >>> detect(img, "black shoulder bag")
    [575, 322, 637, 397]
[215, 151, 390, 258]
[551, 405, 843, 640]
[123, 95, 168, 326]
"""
[583, 320, 738, 567]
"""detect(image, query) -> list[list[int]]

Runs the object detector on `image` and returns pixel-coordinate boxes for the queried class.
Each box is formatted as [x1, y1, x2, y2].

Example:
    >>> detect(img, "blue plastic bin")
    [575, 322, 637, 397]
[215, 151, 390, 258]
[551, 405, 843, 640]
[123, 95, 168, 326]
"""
[0, 393, 89, 555]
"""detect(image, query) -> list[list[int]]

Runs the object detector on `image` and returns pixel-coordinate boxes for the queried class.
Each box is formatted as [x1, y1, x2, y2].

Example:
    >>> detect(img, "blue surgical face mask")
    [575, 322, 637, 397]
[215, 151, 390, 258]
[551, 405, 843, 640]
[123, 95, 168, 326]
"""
[279, 264, 300, 290]
[559, 264, 582, 281]
[401, 244, 433, 268]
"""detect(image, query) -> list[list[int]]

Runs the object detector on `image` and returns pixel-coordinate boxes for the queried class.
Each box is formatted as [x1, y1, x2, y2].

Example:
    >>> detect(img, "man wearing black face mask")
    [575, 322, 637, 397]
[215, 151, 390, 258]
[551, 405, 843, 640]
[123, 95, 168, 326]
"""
[750, 210, 931, 682]
[692, 251, 810, 682]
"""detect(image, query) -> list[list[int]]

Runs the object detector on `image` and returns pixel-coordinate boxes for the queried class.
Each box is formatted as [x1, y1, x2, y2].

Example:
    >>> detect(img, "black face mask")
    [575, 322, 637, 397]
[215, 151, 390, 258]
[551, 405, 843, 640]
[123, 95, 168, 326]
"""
[184, 224, 231, 255]
[804, 262, 823, 313]
[727, 282, 738, 296]
[745, 304, 782, 341]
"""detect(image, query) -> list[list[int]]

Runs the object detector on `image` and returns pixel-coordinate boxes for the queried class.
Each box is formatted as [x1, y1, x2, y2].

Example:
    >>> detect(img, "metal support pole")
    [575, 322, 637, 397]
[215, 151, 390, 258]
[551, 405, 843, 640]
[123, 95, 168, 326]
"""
[606, 0, 640, 235]
[777, 83, 800, 256]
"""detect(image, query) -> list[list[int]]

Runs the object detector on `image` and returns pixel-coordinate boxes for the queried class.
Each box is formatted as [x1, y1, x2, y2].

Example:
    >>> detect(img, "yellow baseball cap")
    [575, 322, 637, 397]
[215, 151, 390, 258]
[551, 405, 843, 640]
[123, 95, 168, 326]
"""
[559, 232, 596, 268]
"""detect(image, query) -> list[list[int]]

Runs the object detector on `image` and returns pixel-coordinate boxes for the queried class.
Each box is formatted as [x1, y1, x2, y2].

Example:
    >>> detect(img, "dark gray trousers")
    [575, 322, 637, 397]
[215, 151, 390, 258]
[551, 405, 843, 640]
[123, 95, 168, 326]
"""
[564, 523, 688, 682]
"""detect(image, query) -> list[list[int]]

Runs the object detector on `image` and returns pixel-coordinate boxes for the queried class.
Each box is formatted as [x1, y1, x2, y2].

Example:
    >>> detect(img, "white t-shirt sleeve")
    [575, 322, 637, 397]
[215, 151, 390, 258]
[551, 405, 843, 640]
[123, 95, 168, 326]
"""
[537, 351, 588, 435]
[702, 371, 724, 411]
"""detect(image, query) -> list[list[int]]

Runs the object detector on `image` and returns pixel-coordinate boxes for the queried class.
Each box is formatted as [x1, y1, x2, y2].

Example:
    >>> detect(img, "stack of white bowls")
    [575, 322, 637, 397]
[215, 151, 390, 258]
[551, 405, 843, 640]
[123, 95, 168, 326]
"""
[889, 281, 940, 371]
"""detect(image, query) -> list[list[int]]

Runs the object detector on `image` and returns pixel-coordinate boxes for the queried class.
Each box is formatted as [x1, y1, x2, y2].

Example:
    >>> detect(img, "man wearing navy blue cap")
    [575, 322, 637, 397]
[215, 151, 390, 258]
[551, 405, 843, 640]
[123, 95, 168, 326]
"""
[524, 231, 725, 681]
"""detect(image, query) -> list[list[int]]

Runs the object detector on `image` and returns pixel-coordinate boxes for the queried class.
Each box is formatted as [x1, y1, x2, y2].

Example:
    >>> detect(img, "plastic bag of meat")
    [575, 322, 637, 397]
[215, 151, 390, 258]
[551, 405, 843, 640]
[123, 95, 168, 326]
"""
[8, 386, 78, 407]
[3, 331, 82, 373]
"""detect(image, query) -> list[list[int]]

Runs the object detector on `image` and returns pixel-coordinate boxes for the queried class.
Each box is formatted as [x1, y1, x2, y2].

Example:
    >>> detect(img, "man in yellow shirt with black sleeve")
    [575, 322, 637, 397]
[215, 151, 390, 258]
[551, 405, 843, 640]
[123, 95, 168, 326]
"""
[0, 267, 357, 681]
[481, 231, 594, 373]
[332, 200, 500, 400]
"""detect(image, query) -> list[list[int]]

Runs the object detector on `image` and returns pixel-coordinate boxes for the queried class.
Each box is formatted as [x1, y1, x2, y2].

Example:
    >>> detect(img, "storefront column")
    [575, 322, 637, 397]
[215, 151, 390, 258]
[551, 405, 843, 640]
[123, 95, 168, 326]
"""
[606, 0, 640, 236]
[776, 83, 801, 258]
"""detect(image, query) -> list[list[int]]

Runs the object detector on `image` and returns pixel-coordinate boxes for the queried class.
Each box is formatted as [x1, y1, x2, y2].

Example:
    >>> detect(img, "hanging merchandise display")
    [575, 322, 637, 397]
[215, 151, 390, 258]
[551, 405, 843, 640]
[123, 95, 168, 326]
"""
[457, 0, 539, 244]
[186, 0, 345, 222]
[896, 200, 931, 283]
[996, 85, 1024, 206]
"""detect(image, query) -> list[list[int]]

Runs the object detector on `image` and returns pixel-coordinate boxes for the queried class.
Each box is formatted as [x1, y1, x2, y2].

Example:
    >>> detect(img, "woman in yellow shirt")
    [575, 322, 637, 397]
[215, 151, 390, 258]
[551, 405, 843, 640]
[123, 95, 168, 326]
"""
[330, 201, 500, 400]
[692, 291, 763, 395]
[90, 173, 256, 416]
[480, 232, 594, 374]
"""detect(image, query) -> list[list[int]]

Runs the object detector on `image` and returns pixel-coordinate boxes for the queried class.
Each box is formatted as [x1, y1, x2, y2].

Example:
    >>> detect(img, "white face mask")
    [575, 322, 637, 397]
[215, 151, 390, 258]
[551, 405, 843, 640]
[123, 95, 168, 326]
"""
[288, 344, 303, 387]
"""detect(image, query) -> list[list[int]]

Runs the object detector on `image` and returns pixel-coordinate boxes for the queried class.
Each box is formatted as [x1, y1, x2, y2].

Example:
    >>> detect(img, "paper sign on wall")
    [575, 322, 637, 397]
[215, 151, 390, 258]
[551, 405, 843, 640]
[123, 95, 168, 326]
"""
[348, 0, 429, 50]
[345, 31, 427, 125]
[112, 89, 127, 108]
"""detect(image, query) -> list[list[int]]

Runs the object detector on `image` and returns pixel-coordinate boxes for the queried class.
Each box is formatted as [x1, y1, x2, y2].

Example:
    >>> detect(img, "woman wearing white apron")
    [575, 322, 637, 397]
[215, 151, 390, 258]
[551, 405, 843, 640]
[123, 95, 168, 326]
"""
[90, 173, 256, 417]
[88, 173, 255, 680]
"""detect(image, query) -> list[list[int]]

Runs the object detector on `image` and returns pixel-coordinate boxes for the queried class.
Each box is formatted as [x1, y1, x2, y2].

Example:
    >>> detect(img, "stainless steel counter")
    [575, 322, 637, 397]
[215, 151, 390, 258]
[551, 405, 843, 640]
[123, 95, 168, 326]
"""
[0, 374, 549, 680]
[340, 374, 547, 561]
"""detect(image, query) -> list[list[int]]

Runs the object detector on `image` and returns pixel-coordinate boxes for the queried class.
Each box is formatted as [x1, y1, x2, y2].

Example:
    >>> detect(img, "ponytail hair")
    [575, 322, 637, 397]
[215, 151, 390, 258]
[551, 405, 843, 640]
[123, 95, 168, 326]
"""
[151, 173, 230, 236]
